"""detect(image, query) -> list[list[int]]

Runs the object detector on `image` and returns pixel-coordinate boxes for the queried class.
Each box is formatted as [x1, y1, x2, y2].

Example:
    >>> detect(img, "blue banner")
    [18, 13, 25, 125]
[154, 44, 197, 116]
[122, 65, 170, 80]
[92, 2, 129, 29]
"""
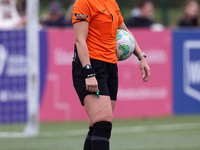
[0, 30, 47, 123]
[0, 30, 27, 123]
[173, 29, 200, 114]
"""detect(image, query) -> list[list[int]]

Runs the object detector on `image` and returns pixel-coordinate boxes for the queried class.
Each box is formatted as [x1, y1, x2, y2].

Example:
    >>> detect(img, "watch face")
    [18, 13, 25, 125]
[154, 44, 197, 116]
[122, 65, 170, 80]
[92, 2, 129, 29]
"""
[86, 65, 90, 69]
[85, 65, 91, 69]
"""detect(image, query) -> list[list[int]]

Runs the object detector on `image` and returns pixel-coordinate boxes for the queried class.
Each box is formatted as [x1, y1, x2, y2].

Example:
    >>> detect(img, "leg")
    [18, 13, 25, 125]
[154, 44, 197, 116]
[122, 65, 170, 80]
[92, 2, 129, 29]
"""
[84, 95, 113, 150]
[84, 95, 113, 124]
[83, 99, 116, 150]
[111, 100, 116, 112]
[83, 126, 93, 150]
[87, 100, 116, 126]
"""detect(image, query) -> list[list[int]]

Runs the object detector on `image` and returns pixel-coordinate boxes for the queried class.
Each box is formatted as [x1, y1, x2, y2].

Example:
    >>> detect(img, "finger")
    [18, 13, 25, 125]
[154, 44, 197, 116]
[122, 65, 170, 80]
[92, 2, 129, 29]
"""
[86, 84, 92, 92]
[94, 85, 99, 93]
[90, 86, 95, 93]
[86, 85, 89, 91]
[143, 77, 148, 82]
[141, 68, 145, 79]
[143, 76, 147, 82]
[143, 67, 150, 82]
[145, 75, 150, 82]
[147, 67, 150, 77]
[91, 84, 98, 93]
[88, 86, 93, 92]
[146, 67, 150, 81]
[142, 70, 147, 82]
[87, 84, 97, 92]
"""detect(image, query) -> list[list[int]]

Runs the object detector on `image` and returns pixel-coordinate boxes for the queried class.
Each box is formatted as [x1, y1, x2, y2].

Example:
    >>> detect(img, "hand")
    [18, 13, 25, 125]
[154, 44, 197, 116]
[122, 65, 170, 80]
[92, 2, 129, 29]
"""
[85, 76, 99, 92]
[140, 57, 150, 82]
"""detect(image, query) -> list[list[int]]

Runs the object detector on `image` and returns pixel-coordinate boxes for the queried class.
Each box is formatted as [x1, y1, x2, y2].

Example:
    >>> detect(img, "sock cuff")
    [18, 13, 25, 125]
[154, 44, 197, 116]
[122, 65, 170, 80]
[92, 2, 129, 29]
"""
[92, 121, 112, 140]
[93, 121, 112, 131]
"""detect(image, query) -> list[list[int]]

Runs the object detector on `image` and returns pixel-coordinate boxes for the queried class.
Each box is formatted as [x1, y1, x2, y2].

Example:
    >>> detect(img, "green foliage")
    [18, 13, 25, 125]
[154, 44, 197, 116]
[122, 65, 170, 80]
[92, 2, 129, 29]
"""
[39, 0, 74, 15]
[117, 0, 200, 8]
[40, 0, 73, 9]
[117, 0, 200, 26]
[39, 0, 200, 27]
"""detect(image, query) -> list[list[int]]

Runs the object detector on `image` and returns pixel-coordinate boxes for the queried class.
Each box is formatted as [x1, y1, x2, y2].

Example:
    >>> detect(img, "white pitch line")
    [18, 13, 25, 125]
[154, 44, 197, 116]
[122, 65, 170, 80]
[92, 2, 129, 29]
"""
[0, 122, 200, 138]
[39, 122, 200, 137]
[113, 123, 200, 134]
[0, 132, 27, 138]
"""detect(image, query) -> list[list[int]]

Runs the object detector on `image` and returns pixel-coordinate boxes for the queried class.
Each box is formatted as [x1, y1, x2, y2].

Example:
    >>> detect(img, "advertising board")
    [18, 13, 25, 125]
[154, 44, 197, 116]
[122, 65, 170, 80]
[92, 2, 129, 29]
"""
[173, 30, 200, 114]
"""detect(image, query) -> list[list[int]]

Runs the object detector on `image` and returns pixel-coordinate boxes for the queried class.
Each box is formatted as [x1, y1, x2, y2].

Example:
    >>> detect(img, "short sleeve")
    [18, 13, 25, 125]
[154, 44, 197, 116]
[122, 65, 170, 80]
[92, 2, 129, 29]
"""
[117, 10, 124, 26]
[112, 0, 124, 26]
[72, 0, 91, 24]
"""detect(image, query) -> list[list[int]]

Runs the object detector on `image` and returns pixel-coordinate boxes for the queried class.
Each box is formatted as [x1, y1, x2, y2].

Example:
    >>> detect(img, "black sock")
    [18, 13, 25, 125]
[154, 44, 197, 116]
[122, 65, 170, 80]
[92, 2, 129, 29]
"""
[91, 121, 112, 150]
[83, 127, 93, 150]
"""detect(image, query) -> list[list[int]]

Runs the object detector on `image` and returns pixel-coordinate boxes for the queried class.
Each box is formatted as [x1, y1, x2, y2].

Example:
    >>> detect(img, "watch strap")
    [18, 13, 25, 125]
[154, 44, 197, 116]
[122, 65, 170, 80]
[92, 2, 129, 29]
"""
[138, 52, 147, 60]
[83, 64, 96, 78]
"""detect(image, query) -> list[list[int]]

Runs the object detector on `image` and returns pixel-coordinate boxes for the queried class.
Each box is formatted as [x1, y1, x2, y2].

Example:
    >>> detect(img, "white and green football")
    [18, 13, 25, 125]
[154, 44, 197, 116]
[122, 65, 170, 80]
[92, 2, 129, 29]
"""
[115, 29, 135, 61]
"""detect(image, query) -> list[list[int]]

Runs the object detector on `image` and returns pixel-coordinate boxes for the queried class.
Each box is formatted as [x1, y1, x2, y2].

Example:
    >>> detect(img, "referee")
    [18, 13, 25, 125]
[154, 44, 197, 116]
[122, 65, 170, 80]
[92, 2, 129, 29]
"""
[72, 0, 150, 150]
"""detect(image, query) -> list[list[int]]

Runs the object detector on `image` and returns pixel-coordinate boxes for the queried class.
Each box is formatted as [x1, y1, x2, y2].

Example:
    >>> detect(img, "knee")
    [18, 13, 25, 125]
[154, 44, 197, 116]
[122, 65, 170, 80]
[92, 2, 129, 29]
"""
[93, 113, 113, 125]
[102, 113, 113, 122]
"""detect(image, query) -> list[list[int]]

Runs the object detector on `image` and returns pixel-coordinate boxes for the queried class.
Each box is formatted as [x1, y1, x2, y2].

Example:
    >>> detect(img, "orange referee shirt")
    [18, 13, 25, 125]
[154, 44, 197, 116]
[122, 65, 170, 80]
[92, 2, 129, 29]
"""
[72, 0, 124, 64]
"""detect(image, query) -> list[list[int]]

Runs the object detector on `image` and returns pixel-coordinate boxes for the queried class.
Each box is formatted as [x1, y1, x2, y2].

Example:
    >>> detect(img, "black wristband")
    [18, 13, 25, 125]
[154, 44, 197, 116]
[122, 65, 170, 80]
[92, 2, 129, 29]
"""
[83, 64, 96, 78]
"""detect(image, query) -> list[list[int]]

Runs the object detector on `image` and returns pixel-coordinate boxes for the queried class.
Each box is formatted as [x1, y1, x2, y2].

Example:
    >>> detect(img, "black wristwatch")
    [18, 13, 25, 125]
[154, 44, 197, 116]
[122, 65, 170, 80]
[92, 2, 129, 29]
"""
[83, 64, 96, 78]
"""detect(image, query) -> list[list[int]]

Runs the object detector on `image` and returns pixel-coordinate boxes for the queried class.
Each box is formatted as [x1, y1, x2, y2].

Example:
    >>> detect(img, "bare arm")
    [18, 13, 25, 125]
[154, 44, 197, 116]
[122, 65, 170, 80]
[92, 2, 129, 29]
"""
[118, 23, 150, 82]
[73, 21, 91, 67]
[73, 21, 99, 92]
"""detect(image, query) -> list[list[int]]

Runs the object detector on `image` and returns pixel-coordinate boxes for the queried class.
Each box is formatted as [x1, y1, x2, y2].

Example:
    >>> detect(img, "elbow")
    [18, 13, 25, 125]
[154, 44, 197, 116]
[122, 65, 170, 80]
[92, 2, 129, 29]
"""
[75, 37, 86, 46]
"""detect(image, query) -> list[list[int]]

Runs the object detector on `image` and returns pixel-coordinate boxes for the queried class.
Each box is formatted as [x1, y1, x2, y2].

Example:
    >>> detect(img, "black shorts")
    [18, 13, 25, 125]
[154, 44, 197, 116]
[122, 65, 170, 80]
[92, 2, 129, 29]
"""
[72, 47, 118, 106]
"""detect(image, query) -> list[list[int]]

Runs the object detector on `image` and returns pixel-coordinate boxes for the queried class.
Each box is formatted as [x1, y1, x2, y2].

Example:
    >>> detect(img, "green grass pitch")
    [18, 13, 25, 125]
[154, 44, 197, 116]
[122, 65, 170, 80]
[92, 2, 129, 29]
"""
[0, 115, 200, 150]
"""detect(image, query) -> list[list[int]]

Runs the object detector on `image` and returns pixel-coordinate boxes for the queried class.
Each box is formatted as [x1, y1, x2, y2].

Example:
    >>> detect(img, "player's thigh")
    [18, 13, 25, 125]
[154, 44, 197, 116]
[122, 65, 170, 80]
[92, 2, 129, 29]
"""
[88, 100, 116, 126]
[84, 95, 113, 125]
